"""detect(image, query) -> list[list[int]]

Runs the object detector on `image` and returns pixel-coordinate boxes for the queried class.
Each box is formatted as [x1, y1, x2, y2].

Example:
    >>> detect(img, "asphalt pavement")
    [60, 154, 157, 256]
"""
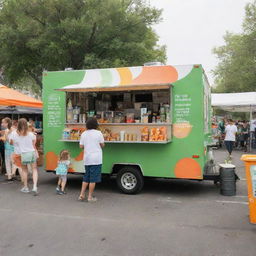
[0, 149, 255, 256]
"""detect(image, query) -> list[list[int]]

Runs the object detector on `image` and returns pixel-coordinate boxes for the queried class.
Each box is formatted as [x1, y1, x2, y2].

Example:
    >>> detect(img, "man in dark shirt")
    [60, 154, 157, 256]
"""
[218, 118, 225, 134]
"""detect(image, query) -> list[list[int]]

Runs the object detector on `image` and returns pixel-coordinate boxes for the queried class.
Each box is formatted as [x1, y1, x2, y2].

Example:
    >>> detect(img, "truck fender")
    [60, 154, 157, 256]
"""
[111, 163, 144, 176]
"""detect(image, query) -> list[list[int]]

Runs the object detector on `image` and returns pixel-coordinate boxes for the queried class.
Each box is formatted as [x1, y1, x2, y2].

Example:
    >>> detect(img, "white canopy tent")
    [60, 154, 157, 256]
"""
[212, 92, 256, 113]
[212, 92, 256, 151]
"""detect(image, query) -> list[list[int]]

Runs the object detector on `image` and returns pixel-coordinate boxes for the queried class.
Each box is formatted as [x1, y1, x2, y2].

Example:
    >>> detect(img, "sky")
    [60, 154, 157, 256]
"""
[150, 0, 253, 85]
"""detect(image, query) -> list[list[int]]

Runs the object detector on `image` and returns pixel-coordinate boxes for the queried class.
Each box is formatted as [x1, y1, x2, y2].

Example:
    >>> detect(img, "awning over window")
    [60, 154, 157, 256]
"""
[56, 65, 194, 92]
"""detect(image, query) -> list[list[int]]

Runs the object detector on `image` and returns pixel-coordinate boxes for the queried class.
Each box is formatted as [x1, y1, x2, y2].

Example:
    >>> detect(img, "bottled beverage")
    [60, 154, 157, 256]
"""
[67, 100, 73, 123]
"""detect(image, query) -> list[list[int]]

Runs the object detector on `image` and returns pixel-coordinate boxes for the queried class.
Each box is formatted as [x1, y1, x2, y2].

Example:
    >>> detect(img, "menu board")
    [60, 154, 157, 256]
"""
[174, 94, 192, 122]
[47, 93, 63, 128]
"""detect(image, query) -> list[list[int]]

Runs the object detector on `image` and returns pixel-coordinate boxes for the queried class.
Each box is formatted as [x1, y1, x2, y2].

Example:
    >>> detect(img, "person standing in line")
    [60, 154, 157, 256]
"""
[218, 118, 226, 135]
[78, 118, 104, 202]
[236, 122, 243, 149]
[217, 118, 226, 148]
[224, 119, 238, 161]
[10, 118, 39, 195]
[0, 125, 6, 174]
[1, 117, 15, 181]
[9, 120, 23, 182]
[240, 121, 249, 152]
[27, 122, 37, 175]
[250, 117, 256, 148]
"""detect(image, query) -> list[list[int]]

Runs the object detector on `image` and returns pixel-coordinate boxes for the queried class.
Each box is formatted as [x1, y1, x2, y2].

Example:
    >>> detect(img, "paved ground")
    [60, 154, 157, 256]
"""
[0, 149, 255, 256]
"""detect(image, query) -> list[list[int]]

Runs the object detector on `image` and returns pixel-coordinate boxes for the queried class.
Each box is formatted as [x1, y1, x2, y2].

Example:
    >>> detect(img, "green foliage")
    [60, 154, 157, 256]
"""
[0, 0, 166, 91]
[10, 76, 41, 97]
[213, 1, 256, 93]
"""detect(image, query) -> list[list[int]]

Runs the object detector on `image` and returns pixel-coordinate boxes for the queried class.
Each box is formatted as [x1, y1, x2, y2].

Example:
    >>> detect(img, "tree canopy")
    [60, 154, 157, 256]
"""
[213, 1, 256, 93]
[0, 0, 166, 91]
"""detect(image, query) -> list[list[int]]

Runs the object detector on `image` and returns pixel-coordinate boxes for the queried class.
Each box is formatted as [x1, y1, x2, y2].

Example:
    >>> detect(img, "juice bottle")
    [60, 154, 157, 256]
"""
[67, 100, 73, 123]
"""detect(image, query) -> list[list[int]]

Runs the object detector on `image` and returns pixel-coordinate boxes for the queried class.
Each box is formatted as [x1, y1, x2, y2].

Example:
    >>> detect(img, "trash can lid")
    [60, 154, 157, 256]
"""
[241, 154, 256, 162]
[219, 163, 236, 168]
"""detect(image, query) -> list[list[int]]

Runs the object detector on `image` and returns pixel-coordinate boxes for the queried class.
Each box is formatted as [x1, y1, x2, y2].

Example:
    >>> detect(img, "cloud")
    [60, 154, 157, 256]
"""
[150, 0, 251, 84]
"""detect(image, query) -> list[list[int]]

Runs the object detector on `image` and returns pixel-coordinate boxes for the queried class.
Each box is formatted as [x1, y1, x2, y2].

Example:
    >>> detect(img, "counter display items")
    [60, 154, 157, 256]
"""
[43, 64, 213, 194]
[61, 90, 171, 143]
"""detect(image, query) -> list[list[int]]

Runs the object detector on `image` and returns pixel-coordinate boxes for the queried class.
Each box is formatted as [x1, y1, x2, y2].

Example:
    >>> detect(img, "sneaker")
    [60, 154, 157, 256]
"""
[57, 190, 64, 195]
[20, 187, 30, 193]
[32, 188, 38, 196]
[87, 197, 97, 202]
[56, 186, 60, 192]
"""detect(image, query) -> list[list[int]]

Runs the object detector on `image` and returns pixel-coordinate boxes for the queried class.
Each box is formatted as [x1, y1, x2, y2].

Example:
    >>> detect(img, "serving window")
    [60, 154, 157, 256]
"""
[61, 87, 172, 144]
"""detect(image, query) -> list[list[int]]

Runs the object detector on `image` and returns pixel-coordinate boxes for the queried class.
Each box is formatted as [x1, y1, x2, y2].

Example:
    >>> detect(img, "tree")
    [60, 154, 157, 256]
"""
[213, 1, 256, 93]
[0, 0, 166, 91]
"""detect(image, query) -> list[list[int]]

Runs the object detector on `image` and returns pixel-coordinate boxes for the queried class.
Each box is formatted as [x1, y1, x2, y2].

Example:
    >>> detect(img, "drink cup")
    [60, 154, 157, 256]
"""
[120, 131, 125, 142]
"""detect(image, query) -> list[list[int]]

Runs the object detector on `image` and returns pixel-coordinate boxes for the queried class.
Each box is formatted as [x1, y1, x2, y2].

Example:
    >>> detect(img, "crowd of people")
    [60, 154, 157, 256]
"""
[0, 118, 39, 194]
[212, 118, 256, 161]
[219, 119, 250, 149]
[0, 117, 104, 202]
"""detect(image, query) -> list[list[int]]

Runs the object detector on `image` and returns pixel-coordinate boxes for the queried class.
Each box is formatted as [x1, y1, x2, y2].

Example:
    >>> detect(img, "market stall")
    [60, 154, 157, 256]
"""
[212, 92, 256, 114]
[0, 85, 43, 124]
[0, 85, 43, 166]
[0, 85, 42, 108]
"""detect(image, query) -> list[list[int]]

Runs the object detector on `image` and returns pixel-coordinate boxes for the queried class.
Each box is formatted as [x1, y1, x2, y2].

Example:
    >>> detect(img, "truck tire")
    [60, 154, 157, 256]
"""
[116, 167, 144, 194]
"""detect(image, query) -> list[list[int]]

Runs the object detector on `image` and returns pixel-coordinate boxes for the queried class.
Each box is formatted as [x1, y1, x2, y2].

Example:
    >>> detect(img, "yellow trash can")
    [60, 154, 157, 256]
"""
[241, 154, 256, 224]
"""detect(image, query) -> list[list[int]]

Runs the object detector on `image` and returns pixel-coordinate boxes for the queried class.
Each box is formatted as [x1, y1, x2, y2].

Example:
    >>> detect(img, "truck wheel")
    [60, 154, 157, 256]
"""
[116, 167, 144, 194]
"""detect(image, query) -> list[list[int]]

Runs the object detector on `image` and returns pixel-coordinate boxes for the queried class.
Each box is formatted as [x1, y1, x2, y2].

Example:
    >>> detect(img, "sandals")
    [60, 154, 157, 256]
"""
[87, 197, 97, 202]
[78, 195, 85, 201]
[78, 195, 97, 202]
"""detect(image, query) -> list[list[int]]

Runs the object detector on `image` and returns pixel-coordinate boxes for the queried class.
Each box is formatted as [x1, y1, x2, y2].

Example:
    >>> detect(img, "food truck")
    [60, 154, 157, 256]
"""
[42, 64, 214, 194]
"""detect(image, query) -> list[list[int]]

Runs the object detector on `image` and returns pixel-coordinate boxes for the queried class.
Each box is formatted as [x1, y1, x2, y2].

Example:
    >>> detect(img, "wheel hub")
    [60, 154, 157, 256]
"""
[121, 172, 137, 190]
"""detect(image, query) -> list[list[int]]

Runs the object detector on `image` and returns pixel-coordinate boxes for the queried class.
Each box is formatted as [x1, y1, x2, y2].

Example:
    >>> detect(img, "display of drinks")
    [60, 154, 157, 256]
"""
[62, 129, 71, 140]
[67, 100, 73, 123]
[164, 104, 170, 123]
[72, 106, 81, 123]
[87, 111, 95, 118]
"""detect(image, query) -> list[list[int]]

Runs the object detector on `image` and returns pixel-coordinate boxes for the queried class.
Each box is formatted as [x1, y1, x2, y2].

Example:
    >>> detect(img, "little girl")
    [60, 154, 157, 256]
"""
[55, 150, 70, 195]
